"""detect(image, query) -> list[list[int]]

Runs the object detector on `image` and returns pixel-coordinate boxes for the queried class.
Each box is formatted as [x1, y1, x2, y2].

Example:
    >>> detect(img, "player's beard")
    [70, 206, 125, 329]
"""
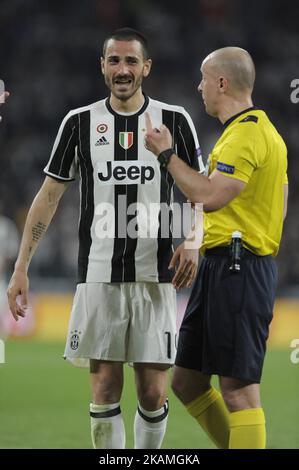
[106, 73, 143, 102]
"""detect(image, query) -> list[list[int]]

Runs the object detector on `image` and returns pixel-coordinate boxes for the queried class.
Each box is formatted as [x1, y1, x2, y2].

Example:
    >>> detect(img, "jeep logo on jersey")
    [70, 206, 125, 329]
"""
[97, 161, 155, 185]
[119, 132, 133, 149]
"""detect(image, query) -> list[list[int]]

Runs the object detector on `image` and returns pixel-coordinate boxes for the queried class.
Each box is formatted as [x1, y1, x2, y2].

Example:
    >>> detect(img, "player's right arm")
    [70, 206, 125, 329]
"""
[7, 176, 69, 320]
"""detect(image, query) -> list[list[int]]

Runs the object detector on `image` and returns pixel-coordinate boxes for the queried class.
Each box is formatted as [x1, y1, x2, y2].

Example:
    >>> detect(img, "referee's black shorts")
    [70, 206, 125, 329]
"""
[175, 247, 278, 383]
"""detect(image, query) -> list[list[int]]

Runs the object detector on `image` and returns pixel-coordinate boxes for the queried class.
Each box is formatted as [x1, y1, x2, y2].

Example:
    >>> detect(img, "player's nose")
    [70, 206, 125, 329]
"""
[117, 61, 129, 75]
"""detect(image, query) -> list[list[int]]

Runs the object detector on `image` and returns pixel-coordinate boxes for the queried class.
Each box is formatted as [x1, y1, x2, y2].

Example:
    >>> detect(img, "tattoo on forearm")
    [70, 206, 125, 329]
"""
[32, 221, 46, 242]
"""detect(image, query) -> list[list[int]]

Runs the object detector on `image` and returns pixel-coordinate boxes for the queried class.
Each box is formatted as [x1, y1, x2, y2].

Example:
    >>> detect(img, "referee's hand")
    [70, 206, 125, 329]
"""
[0, 91, 10, 122]
[169, 242, 199, 290]
[7, 269, 29, 321]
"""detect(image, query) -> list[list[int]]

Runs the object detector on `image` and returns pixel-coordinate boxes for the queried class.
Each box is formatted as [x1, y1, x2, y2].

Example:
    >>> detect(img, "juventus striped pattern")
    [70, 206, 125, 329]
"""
[44, 95, 204, 283]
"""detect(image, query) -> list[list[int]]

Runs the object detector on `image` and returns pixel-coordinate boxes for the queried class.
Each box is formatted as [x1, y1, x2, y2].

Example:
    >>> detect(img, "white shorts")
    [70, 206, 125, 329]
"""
[64, 282, 177, 367]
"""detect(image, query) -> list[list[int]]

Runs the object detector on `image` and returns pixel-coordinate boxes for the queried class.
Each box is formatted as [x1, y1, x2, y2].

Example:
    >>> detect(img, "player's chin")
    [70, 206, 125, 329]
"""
[113, 92, 131, 101]
[113, 88, 137, 102]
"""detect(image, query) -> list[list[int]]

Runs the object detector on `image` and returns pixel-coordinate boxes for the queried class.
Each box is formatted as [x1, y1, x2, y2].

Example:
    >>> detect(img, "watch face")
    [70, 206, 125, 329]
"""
[159, 153, 167, 167]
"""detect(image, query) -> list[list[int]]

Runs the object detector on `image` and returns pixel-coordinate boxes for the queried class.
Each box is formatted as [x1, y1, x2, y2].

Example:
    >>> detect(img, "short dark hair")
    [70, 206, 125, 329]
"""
[102, 27, 149, 59]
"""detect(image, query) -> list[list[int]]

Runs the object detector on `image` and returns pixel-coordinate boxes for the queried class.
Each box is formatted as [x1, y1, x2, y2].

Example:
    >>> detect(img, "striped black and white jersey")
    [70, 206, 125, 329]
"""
[44, 95, 204, 283]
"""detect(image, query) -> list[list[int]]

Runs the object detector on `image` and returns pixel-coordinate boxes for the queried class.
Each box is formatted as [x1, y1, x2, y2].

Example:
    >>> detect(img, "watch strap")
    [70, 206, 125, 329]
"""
[157, 148, 174, 168]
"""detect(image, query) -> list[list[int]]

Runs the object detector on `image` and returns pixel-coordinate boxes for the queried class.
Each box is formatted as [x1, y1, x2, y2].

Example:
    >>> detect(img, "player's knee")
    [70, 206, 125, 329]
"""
[221, 389, 247, 412]
[171, 374, 210, 404]
[171, 374, 187, 402]
[220, 378, 260, 412]
[92, 376, 122, 404]
[171, 377, 196, 403]
[138, 385, 167, 411]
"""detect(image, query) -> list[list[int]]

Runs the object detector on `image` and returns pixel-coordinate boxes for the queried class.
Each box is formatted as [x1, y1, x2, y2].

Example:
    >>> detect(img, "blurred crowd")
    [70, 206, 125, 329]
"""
[0, 0, 298, 290]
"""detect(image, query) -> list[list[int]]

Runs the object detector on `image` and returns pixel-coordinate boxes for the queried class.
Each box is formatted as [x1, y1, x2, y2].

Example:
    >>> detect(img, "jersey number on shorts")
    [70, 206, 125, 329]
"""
[165, 332, 171, 359]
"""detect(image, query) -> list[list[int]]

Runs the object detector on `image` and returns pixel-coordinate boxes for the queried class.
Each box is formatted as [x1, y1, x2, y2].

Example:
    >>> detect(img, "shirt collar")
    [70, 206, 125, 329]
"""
[105, 93, 149, 117]
[223, 106, 257, 129]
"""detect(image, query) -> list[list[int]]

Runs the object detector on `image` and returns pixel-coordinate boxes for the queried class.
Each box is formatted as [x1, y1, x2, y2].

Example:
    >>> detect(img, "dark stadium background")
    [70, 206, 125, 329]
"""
[0, 0, 298, 450]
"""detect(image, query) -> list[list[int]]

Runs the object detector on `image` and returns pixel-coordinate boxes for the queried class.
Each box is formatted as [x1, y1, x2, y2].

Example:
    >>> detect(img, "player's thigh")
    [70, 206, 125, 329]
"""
[65, 283, 130, 364]
[171, 365, 211, 404]
[127, 282, 176, 364]
[219, 376, 261, 411]
[90, 360, 124, 404]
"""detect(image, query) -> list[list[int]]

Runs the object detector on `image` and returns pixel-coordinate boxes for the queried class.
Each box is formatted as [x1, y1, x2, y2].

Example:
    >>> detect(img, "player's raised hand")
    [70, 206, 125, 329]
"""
[7, 270, 29, 321]
[0, 91, 10, 122]
[144, 112, 173, 156]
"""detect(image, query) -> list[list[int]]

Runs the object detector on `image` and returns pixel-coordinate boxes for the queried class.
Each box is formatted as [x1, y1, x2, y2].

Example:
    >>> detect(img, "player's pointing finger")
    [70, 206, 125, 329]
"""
[145, 112, 153, 133]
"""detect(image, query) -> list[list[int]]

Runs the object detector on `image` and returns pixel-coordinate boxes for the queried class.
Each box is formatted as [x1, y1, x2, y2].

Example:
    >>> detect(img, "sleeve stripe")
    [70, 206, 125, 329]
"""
[46, 113, 71, 170]
[179, 108, 205, 173]
[44, 112, 78, 179]
[43, 170, 75, 181]
[78, 113, 89, 211]
[178, 126, 192, 165]
[58, 123, 76, 176]
[172, 111, 175, 145]
[181, 108, 200, 149]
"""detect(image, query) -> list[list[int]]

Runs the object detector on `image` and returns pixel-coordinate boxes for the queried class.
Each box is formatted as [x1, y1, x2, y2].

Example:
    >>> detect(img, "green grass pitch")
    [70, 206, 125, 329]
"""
[0, 340, 298, 449]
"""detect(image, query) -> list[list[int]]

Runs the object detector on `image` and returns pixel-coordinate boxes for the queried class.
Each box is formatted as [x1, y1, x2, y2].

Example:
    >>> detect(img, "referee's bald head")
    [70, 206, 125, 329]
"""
[203, 47, 255, 92]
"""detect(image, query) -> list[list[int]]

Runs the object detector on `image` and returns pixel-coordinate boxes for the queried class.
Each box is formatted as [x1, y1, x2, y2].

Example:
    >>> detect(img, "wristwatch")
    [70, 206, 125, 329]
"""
[157, 148, 174, 168]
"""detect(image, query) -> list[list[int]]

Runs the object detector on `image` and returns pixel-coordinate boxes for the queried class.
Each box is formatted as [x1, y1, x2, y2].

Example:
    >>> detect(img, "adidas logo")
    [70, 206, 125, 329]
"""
[95, 136, 110, 146]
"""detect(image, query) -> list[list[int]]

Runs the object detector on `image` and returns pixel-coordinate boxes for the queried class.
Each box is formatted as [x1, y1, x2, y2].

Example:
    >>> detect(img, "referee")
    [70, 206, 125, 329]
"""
[145, 47, 288, 449]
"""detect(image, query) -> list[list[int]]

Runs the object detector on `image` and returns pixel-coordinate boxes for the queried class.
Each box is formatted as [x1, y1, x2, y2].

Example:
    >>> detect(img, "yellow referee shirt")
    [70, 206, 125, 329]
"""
[201, 108, 288, 256]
